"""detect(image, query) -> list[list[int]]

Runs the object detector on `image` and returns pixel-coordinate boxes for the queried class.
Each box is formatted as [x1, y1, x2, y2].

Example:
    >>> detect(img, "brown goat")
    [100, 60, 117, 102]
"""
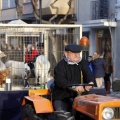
[0, 67, 11, 87]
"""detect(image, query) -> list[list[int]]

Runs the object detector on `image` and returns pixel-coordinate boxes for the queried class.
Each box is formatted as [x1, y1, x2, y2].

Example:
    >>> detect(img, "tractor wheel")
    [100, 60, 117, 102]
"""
[21, 104, 40, 120]
[48, 111, 75, 120]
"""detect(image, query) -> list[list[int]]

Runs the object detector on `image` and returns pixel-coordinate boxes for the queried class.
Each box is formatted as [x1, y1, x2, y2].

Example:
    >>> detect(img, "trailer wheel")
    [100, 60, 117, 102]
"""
[21, 104, 38, 120]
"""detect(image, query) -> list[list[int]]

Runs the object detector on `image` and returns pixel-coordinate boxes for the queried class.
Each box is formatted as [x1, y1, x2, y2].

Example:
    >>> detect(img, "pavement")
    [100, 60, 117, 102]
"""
[0, 77, 120, 98]
[0, 84, 40, 91]
[108, 91, 120, 98]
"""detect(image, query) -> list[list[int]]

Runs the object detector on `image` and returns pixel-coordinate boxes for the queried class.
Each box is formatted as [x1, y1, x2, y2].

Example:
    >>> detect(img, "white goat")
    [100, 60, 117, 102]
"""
[5, 55, 50, 85]
[5, 60, 30, 79]
[34, 55, 50, 84]
[0, 58, 6, 71]
[0, 50, 6, 71]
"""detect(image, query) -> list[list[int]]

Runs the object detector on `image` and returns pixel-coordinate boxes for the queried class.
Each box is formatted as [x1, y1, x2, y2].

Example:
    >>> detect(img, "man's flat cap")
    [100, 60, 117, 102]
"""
[65, 44, 82, 52]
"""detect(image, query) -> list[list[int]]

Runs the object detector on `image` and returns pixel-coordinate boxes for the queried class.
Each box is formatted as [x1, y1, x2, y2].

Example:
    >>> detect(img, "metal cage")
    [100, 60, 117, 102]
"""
[0, 24, 82, 87]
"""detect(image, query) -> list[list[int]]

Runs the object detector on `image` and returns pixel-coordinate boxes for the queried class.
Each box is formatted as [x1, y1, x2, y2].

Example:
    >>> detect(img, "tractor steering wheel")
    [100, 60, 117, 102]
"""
[64, 83, 94, 92]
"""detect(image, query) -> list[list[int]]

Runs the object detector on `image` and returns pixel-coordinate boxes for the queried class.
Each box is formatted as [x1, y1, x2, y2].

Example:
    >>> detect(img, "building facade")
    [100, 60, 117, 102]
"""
[76, 0, 120, 79]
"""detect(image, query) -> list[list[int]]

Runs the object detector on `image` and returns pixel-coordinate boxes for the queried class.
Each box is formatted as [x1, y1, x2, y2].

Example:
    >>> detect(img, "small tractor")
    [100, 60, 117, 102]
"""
[21, 84, 120, 120]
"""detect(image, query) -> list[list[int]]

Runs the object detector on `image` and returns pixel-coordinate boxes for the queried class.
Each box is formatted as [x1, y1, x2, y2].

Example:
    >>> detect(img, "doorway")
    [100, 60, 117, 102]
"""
[96, 29, 111, 55]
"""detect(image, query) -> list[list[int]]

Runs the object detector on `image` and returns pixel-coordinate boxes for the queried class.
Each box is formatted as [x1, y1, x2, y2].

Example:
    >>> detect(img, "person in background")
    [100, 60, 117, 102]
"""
[25, 44, 32, 63]
[25, 44, 38, 63]
[31, 45, 38, 62]
[32, 43, 44, 63]
[103, 44, 113, 94]
[92, 51, 106, 88]
[52, 44, 95, 112]
[88, 56, 94, 73]
[25, 44, 38, 77]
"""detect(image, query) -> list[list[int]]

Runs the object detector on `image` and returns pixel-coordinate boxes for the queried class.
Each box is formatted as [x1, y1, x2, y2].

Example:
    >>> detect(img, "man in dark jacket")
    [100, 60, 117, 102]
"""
[52, 44, 95, 112]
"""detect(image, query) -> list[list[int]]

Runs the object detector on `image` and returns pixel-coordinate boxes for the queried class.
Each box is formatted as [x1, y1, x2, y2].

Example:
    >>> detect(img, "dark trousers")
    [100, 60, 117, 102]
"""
[104, 73, 111, 81]
[53, 98, 73, 112]
[104, 73, 111, 94]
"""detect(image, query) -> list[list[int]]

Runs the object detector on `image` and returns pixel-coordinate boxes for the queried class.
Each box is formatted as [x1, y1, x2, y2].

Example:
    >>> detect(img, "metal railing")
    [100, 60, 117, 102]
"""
[0, 24, 82, 87]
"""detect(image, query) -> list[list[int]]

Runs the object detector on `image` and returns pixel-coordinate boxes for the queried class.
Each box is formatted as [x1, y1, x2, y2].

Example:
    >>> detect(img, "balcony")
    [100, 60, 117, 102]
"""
[0, 0, 75, 22]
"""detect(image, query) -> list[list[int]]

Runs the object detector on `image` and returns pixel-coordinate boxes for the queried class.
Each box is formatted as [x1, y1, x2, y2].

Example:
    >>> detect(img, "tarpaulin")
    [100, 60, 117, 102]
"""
[0, 90, 28, 120]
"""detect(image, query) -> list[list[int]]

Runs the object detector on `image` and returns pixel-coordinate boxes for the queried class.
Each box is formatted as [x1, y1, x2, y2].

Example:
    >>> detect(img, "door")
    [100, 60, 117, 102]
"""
[96, 29, 111, 55]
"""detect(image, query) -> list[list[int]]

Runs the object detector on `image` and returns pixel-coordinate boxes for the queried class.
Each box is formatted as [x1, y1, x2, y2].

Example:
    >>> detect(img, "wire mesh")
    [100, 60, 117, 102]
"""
[0, 24, 82, 87]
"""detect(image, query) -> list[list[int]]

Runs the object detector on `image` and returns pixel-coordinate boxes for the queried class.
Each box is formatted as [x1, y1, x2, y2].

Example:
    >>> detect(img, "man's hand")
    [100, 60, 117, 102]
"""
[85, 82, 94, 91]
[75, 86, 86, 93]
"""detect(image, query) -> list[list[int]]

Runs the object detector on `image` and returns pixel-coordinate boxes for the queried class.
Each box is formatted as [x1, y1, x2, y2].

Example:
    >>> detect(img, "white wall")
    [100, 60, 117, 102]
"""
[89, 29, 96, 56]
[113, 21, 120, 78]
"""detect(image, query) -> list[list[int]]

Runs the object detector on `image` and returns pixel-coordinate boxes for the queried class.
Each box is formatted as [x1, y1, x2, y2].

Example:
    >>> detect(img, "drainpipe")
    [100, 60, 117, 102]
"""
[39, 0, 42, 24]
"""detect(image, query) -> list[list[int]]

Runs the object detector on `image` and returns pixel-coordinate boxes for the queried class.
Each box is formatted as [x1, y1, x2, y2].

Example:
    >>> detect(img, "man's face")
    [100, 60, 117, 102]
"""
[66, 51, 80, 62]
[37, 46, 44, 55]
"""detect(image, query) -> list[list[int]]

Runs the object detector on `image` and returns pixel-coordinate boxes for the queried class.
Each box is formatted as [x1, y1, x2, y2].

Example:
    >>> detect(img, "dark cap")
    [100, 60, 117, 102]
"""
[65, 44, 82, 52]
[37, 43, 44, 47]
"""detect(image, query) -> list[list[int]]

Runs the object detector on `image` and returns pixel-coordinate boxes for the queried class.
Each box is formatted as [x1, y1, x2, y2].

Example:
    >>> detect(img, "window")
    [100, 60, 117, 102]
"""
[91, 0, 109, 20]
[2, 0, 22, 9]
[97, 29, 111, 54]
[91, 1, 99, 20]
[2, 0, 15, 9]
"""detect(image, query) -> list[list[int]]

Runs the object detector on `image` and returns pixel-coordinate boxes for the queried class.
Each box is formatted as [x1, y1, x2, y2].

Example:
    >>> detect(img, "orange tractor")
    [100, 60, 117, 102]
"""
[21, 88, 75, 120]
[21, 84, 120, 120]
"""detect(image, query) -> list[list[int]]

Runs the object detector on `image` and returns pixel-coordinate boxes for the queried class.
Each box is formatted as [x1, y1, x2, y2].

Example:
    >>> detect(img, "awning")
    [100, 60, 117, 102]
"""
[76, 19, 117, 28]
[8, 19, 27, 24]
